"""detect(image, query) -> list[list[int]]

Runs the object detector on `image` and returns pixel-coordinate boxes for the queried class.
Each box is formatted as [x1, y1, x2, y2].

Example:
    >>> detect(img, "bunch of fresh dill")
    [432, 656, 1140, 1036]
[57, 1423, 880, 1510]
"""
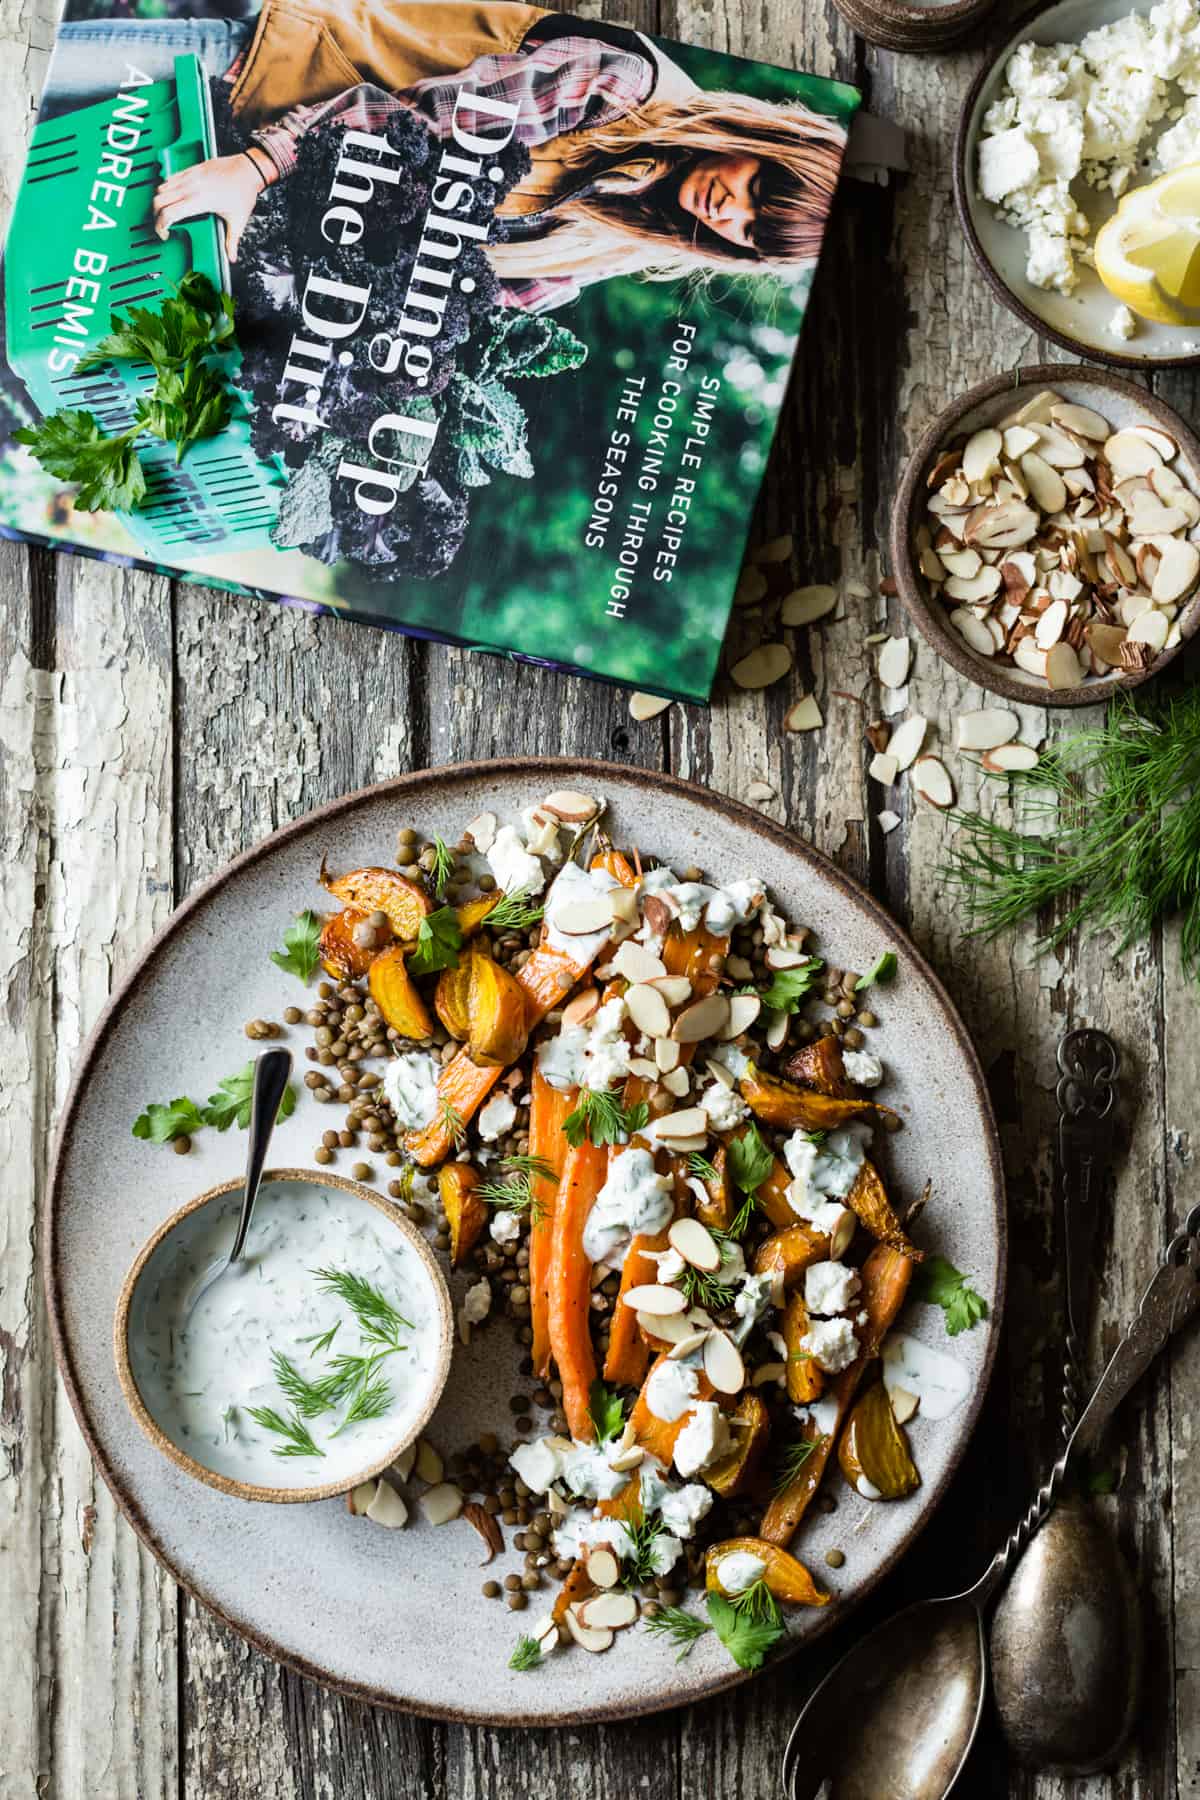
[941, 690, 1200, 978]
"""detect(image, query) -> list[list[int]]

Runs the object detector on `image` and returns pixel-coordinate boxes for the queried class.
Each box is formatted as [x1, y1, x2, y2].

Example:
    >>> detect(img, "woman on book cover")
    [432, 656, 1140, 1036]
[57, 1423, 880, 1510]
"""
[49, 0, 848, 313]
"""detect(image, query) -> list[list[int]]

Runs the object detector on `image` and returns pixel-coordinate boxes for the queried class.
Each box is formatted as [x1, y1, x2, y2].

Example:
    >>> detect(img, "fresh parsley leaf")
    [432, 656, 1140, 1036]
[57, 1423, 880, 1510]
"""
[408, 906, 463, 977]
[131, 1095, 205, 1144]
[202, 1062, 297, 1132]
[563, 1089, 649, 1149]
[270, 910, 323, 984]
[486, 886, 545, 930]
[726, 1123, 773, 1197]
[759, 959, 825, 1015]
[136, 360, 232, 462]
[706, 1591, 785, 1671]
[855, 951, 898, 992]
[509, 1634, 543, 1672]
[587, 1379, 625, 1447]
[643, 1604, 711, 1660]
[912, 1254, 988, 1336]
[15, 410, 146, 512]
[78, 273, 235, 378]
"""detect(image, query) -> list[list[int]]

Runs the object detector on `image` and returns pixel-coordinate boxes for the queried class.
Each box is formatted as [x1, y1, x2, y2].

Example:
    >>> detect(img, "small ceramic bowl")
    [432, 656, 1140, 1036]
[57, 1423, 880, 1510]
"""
[832, 0, 995, 53]
[955, 0, 1200, 369]
[890, 364, 1200, 706]
[115, 1169, 452, 1502]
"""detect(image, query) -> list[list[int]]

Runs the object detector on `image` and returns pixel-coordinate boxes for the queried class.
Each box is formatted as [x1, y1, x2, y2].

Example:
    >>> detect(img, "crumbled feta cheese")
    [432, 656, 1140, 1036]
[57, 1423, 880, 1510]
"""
[842, 1050, 884, 1088]
[581, 1146, 673, 1265]
[1110, 302, 1137, 340]
[559, 1440, 632, 1501]
[381, 1050, 440, 1130]
[978, 125, 1041, 202]
[490, 1208, 521, 1246]
[714, 1550, 766, 1594]
[731, 1271, 777, 1346]
[509, 1436, 566, 1494]
[649, 1246, 687, 1285]
[699, 1080, 749, 1132]
[673, 1400, 731, 1476]
[709, 1041, 752, 1082]
[785, 1124, 871, 1206]
[800, 1316, 859, 1374]
[646, 1531, 684, 1575]
[794, 1395, 840, 1438]
[458, 1277, 491, 1339]
[584, 997, 634, 1091]
[805, 1260, 862, 1317]
[552, 1514, 636, 1562]
[487, 824, 546, 898]
[646, 1358, 700, 1422]
[477, 1093, 517, 1141]
[657, 1482, 714, 1540]
[536, 1023, 589, 1092]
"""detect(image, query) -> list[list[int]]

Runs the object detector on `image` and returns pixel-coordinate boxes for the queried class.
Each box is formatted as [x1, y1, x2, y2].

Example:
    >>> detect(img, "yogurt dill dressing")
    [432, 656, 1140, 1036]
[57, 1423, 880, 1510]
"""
[129, 1179, 441, 1487]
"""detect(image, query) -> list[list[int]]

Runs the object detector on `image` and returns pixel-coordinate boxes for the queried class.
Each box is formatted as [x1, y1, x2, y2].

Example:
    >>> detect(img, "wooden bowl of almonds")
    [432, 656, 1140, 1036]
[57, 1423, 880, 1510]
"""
[890, 365, 1200, 706]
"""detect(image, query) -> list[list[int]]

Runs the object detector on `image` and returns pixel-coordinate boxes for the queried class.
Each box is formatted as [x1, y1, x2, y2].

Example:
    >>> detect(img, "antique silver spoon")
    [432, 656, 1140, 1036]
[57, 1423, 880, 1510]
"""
[182, 1046, 292, 1320]
[990, 1028, 1141, 1773]
[781, 1213, 1200, 1800]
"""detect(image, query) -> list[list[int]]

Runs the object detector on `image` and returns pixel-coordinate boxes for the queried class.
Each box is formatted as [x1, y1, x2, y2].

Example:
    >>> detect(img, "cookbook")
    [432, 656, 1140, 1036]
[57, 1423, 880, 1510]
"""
[0, 0, 858, 702]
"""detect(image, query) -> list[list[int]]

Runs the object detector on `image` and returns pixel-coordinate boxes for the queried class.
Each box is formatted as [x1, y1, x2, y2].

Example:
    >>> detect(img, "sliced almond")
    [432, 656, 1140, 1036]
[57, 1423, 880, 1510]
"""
[982, 743, 1040, 773]
[578, 1590, 639, 1632]
[889, 1387, 920, 1426]
[1034, 598, 1069, 650]
[887, 715, 927, 772]
[781, 585, 838, 626]
[829, 1208, 857, 1259]
[1049, 402, 1109, 441]
[705, 1057, 734, 1089]
[636, 1308, 691, 1343]
[666, 1328, 712, 1361]
[911, 755, 955, 809]
[414, 1438, 444, 1486]
[1031, 425, 1087, 470]
[1127, 608, 1169, 652]
[765, 1012, 789, 1053]
[731, 644, 792, 690]
[562, 986, 601, 1029]
[671, 994, 731, 1043]
[955, 708, 1019, 751]
[1105, 430, 1162, 477]
[542, 790, 601, 824]
[735, 566, 768, 608]
[564, 1608, 614, 1654]
[648, 975, 693, 1007]
[722, 993, 762, 1038]
[751, 533, 793, 565]
[586, 1547, 621, 1590]
[606, 1443, 644, 1474]
[392, 1442, 417, 1482]
[703, 1329, 746, 1394]
[961, 427, 1002, 484]
[654, 1036, 681, 1074]
[625, 983, 672, 1038]
[624, 1283, 688, 1316]
[610, 888, 640, 926]
[348, 1479, 378, 1517]
[1127, 423, 1178, 462]
[629, 691, 671, 722]
[464, 812, 497, 854]
[784, 695, 824, 733]
[1127, 499, 1189, 537]
[1019, 451, 1067, 515]
[648, 1106, 709, 1141]
[1002, 424, 1040, 458]
[1010, 388, 1062, 427]
[1150, 536, 1200, 603]
[1045, 642, 1084, 690]
[950, 608, 997, 657]
[554, 896, 615, 935]
[365, 1482, 409, 1528]
[869, 751, 899, 786]
[417, 1482, 463, 1526]
[944, 566, 1002, 603]
[1085, 621, 1128, 665]
[669, 1216, 722, 1273]
[940, 547, 983, 578]
[662, 1066, 690, 1097]
[877, 637, 912, 689]
[612, 942, 668, 983]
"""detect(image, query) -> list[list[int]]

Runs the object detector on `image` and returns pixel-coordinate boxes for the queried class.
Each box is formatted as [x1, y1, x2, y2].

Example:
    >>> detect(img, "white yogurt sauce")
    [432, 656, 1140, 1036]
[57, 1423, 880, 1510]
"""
[581, 1147, 673, 1264]
[882, 1332, 971, 1421]
[129, 1181, 442, 1488]
[382, 1050, 440, 1130]
[716, 1550, 766, 1593]
[544, 861, 620, 960]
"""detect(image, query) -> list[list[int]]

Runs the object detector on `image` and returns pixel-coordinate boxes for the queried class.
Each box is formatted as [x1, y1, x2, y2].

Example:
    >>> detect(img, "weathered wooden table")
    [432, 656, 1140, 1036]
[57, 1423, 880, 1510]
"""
[3, 0, 1197, 1794]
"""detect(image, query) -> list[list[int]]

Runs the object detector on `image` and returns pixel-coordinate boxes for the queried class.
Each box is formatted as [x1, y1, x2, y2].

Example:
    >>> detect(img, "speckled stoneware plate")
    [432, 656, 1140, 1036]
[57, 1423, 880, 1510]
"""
[956, 0, 1200, 369]
[47, 760, 1005, 1725]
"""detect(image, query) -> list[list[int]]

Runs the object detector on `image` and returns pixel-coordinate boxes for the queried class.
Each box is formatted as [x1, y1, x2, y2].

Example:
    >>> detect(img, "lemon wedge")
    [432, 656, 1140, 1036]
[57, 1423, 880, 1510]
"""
[1095, 163, 1200, 325]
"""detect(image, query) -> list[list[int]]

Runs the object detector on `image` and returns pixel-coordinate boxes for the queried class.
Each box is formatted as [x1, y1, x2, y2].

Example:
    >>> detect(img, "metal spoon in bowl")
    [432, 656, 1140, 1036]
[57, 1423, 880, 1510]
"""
[781, 1214, 1200, 1800]
[181, 1047, 293, 1320]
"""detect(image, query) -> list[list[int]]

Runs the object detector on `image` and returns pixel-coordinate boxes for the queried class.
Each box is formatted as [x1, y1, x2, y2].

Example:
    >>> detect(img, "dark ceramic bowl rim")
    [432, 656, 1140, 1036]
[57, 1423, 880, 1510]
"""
[953, 0, 1200, 372]
[890, 364, 1200, 707]
[46, 757, 1006, 1727]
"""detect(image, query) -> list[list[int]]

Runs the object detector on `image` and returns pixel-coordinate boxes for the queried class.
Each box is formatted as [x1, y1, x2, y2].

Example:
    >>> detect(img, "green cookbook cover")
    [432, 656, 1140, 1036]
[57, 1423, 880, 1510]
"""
[0, 0, 858, 702]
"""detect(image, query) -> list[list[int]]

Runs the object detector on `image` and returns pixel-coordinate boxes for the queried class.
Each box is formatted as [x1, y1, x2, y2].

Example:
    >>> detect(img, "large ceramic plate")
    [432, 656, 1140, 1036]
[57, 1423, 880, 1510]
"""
[956, 0, 1200, 370]
[47, 760, 1005, 1724]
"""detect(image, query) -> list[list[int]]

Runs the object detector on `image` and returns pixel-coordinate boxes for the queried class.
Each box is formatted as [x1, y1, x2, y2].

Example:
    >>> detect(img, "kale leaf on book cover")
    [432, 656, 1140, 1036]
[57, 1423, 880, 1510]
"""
[0, 0, 858, 702]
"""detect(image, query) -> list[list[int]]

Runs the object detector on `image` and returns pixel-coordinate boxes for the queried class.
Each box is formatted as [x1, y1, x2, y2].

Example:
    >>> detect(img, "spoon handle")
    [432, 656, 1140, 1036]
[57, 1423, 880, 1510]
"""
[228, 1048, 293, 1264]
[1056, 1028, 1120, 1437]
[973, 1215, 1200, 1606]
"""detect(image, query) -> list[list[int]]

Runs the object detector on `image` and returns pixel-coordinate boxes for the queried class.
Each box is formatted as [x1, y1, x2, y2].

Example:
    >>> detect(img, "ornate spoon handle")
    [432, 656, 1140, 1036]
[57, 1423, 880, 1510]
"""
[972, 1218, 1200, 1605]
[1056, 1028, 1120, 1437]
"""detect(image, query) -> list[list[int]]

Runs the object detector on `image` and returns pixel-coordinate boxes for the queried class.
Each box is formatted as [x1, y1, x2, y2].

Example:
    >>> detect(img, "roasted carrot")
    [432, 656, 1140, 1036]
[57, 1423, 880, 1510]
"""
[552, 1557, 594, 1625]
[847, 1159, 924, 1260]
[602, 1074, 672, 1388]
[528, 1066, 577, 1378]
[547, 1138, 609, 1440]
[760, 1244, 913, 1547]
[629, 1351, 717, 1466]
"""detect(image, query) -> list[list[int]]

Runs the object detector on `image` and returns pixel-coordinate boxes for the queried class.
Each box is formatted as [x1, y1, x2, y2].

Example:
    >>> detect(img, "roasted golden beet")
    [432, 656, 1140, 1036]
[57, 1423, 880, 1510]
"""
[320, 859, 432, 941]
[782, 1291, 825, 1404]
[463, 950, 530, 1068]
[434, 956, 473, 1041]
[838, 1380, 920, 1501]
[455, 892, 503, 937]
[847, 1159, 924, 1260]
[368, 944, 433, 1039]
[783, 1034, 853, 1098]
[705, 1537, 829, 1607]
[753, 1224, 828, 1289]
[438, 1163, 488, 1269]
[318, 905, 381, 981]
[704, 1393, 770, 1498]
[739, 1065, 898, 1133]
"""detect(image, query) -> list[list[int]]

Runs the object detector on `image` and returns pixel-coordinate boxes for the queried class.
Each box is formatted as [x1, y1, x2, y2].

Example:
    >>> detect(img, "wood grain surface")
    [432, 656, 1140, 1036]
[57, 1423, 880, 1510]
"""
[2, 0, 1197, 1795]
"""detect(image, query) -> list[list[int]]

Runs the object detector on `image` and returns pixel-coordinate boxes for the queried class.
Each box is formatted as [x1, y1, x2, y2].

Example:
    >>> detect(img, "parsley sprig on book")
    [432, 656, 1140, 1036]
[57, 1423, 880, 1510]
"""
[15, 274, 237, 510]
